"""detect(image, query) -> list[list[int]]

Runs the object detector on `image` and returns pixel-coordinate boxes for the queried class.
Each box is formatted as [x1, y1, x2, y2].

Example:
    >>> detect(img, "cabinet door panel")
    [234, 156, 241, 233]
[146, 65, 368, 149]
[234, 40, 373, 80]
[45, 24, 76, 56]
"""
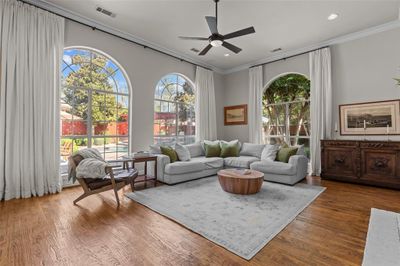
[361, 150, 398, 182]
[324, 148, 358, 178]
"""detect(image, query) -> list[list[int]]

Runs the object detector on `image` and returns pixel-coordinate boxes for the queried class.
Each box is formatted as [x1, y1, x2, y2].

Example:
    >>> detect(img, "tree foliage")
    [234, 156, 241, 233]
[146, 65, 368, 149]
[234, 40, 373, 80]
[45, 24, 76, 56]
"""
[262, 74, 310, 145]
[175, 82, 195, 122]
[62, 54, 122, 122]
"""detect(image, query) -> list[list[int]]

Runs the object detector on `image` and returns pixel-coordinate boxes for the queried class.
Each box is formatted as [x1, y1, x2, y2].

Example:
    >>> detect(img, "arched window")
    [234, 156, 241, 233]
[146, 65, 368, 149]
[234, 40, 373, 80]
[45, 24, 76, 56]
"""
[263, 73, 310, 157]
[154, 74, 195, 144]
[60, 47, 130, 166]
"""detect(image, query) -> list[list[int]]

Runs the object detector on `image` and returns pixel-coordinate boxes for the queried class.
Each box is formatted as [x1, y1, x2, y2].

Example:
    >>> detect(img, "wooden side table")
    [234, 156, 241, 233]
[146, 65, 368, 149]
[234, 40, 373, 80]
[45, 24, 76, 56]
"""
[123, 155, 158, 189]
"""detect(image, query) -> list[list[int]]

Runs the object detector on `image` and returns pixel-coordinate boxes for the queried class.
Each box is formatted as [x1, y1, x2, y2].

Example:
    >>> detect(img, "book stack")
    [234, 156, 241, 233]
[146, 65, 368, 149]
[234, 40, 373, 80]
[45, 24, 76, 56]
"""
[132, 151, 151, 158]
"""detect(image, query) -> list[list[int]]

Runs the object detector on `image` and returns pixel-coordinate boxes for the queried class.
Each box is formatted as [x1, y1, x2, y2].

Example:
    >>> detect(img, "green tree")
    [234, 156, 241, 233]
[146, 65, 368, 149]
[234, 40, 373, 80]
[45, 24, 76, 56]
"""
[62, 54, 118, 123]
[174, 82, 195, 135]
[263, 74, 310, 145]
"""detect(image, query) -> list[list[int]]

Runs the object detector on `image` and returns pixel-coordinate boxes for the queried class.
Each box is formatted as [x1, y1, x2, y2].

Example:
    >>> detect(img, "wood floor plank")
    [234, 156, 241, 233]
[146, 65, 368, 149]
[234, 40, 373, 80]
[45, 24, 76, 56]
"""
[0, 178, 399, 266]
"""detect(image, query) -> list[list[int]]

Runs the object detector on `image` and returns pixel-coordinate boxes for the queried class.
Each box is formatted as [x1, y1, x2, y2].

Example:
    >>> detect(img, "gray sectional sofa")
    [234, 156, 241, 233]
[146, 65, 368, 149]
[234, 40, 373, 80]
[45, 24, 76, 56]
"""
[151, 141, 308, 185]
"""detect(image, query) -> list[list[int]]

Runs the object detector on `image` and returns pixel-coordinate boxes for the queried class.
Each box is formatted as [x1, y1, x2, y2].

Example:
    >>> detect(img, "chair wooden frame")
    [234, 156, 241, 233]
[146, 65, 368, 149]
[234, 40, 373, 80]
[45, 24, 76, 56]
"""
[68, 157, 137, 207]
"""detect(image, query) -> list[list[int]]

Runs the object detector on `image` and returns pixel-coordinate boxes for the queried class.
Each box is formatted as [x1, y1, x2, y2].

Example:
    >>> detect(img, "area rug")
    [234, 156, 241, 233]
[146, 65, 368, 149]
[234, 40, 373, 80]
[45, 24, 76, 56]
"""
[125, 176, 325, 260]
[362, 208, 400, 266]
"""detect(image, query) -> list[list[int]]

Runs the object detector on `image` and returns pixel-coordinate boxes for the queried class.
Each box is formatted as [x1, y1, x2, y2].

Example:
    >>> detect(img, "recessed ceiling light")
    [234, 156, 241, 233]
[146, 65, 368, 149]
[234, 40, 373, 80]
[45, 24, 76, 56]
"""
[224, 53, 230, 57]
[328, 13, 339, 21]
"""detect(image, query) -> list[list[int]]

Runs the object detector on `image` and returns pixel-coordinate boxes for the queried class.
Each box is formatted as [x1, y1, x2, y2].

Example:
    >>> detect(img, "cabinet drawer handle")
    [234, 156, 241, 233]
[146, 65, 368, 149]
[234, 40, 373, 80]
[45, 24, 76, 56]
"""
[334, 158, 345, 164]
[374, 161, 386, 168]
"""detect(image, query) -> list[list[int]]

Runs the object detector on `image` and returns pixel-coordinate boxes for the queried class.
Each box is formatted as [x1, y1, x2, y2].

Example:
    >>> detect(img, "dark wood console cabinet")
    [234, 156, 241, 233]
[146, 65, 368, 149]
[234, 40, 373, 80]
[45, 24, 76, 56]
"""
[321, 140, 400, 189]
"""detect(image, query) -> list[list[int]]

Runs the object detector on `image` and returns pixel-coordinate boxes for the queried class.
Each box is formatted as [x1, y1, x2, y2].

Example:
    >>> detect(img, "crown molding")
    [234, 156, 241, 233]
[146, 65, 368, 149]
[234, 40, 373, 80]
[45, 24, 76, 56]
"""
[222, 19, 400, 75]
[20, 0, 400, 75]
[24, 0, 225, 74]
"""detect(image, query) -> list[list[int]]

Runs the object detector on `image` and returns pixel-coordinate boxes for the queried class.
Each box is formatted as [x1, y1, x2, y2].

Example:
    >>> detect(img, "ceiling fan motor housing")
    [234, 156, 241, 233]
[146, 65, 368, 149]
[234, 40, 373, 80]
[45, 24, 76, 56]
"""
[209, 34, 224, 47]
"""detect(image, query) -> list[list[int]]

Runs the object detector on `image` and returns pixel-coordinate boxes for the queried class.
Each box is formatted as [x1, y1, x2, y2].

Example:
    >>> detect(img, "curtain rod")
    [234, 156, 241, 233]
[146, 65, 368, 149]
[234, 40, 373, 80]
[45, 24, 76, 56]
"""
[18, 0, 213, 72]
[250, 46, 329, 69]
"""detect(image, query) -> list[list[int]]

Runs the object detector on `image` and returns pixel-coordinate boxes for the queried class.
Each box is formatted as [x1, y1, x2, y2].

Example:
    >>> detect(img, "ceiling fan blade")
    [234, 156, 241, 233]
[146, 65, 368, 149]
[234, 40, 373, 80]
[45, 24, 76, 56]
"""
[205, 16, 218, 34]
[199, 44, 213, 56]
[223, 26, 255, 40]
[222, 41, 242, 54]
[179, 36, 209, 40]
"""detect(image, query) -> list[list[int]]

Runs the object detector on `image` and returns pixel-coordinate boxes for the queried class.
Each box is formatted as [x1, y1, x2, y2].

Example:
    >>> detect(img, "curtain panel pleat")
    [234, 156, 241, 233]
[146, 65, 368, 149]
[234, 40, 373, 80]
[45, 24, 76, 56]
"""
[0, 0, 65, 200]
[195, 66, 217, 141]
[309, 48, 332, 176]
[248, 66, 263, 144]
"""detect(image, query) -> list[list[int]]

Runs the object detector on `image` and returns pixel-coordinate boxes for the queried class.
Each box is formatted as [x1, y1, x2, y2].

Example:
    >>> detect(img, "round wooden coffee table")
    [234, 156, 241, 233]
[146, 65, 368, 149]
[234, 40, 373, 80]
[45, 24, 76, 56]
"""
[217, 169, 264, 195]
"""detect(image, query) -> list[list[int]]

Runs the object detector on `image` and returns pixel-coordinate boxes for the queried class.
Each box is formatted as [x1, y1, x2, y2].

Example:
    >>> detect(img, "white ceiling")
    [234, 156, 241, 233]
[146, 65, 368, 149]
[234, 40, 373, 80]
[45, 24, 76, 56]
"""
[41, 0, 400, 71]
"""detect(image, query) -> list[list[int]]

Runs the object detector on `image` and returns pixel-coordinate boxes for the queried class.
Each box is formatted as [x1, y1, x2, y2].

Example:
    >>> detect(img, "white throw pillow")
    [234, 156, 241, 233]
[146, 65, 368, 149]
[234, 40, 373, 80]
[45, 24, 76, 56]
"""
[149, 144, 161, 154]
[261, 144, 280, 161]
[175, 143, 191, 161]
[239, 143, 265, 158]
[184, 142, 204, 157]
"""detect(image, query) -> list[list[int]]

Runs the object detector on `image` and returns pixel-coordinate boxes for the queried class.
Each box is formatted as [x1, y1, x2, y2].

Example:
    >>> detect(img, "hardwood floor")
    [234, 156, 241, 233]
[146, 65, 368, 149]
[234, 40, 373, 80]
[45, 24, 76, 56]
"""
[1, 178, 399, 266]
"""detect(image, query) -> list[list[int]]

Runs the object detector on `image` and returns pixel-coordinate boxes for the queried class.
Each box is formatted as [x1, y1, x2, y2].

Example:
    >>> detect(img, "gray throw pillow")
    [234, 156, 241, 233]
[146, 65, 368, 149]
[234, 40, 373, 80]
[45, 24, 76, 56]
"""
[294, 144, 305, 156]
[261, 144, 280, 161]
[184, 142, 204, 157]
[175, 143, 191, 161]
[239, 143, 265, 158]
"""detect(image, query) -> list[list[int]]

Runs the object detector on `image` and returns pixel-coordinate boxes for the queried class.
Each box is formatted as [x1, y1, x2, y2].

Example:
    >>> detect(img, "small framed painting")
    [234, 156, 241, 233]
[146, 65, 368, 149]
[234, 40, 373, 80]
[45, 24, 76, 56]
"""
[224, 104, 248, 125]
[339, 99, 400, 135]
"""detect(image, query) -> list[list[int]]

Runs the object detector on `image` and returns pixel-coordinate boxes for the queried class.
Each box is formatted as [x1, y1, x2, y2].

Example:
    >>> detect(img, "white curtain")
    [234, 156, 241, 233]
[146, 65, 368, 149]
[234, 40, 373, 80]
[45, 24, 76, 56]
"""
[310, 48, 332, 176]
[248, 66, 263, 144]
[195, 66, 217, 141]
[0, 0, 65, 200]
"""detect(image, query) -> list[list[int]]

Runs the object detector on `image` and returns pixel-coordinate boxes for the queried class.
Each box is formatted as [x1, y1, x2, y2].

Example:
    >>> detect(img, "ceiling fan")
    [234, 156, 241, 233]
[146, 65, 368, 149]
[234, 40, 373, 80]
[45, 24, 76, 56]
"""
[179, 0, 255, 56]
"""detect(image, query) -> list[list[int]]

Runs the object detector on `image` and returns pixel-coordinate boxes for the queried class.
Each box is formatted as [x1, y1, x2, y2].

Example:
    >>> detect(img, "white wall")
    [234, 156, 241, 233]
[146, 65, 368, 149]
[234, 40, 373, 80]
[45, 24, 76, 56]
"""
[263, 53, 309, 87]
[220, 54, 309, 142]
[64, 20, 224, 151]
[221, 69, 249, 142]
[220, 27, 400, 142]
[331, 27, 400, 141]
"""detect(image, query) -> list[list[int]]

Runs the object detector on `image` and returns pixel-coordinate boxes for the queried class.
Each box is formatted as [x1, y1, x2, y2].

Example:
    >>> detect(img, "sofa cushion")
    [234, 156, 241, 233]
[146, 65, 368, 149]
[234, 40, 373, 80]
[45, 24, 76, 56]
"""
[220, 141, 240, 158]
[220, 139, 241, 149]
[261, 144, 280, 161]
[276, 146, 298, 163]
[250, 160, 296, 176]
[160, 146, 178, 163]
[294, 144, 305, 156]
[184, 142, 204, 157]
[164, 161, 205, 175]
[190, 156, 224, 169]
[204, 140, 221, 157]
[224, 156, 259, 168]
[239, 143, 265, 158]
[150, 141, 176, 154]
[175, 143, 191, 161]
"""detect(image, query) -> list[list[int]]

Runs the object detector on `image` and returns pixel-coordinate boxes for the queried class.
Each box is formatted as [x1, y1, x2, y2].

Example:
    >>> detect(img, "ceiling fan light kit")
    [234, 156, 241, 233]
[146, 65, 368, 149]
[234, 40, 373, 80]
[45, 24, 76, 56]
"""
[179, 0, 255, 56]
[210, 39, 223, 47]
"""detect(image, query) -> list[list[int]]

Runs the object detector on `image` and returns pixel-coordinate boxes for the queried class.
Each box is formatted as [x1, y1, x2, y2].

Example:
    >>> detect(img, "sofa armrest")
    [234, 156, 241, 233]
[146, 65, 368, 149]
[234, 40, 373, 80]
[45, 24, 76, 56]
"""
[146, 154, 170, 182]
[288, 155, 309, 179]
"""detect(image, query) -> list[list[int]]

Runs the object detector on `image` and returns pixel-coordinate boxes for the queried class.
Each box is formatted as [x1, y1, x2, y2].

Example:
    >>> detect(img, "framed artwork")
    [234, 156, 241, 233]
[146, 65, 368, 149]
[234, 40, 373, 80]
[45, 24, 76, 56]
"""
[224, 104, 248, 125]
[339, 99, 400, 135]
